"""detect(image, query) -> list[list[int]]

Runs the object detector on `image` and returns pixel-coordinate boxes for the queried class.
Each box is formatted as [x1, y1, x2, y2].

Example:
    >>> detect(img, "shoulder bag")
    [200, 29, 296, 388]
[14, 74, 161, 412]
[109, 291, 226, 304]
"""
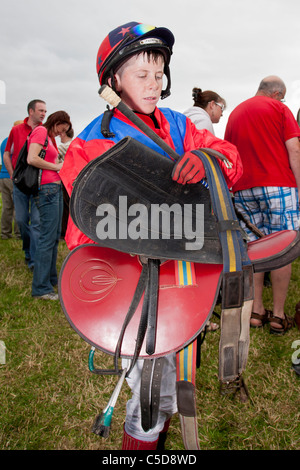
[12, 132, 48, 196]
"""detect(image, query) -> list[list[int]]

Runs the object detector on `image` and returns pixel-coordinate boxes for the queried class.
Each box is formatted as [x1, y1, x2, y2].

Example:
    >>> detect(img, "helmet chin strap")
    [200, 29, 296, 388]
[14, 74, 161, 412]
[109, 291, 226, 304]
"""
[108, 70, 118, 95]
[160, 64, 171, 99]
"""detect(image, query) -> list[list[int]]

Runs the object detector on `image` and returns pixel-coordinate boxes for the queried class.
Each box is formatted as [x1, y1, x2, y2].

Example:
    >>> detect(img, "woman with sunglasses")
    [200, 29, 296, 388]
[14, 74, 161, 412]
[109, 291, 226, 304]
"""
[184, 88, 226, 135]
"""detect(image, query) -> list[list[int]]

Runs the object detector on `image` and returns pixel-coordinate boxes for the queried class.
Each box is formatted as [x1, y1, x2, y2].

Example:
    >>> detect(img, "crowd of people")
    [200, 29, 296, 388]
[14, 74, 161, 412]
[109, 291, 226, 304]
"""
[0, 20, 300, 449]
[0, 101, 73, 300]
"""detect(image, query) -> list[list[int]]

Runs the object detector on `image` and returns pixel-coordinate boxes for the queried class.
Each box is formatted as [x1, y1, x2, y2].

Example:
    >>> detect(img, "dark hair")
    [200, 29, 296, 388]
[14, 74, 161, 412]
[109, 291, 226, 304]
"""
[192, 88, 226, 109]
[43, 111, 72, 137]
[115, 49, 166, 73]
[27, 99, 46, 114]
[66, 127, 74, 138]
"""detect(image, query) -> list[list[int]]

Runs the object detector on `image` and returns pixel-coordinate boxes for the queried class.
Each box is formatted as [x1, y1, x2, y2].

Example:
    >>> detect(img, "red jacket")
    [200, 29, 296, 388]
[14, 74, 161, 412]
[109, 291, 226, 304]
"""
[60, 107, 242, 250]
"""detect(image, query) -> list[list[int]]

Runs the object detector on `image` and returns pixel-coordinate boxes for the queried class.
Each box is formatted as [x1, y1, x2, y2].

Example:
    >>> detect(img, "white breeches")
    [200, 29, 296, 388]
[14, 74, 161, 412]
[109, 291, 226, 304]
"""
[122, 352, 177, 442]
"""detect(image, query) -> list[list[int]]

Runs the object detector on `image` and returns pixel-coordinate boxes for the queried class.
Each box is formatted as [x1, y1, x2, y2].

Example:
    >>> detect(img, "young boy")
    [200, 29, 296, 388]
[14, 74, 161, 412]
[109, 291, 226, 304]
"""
[59, 22, 242, 450]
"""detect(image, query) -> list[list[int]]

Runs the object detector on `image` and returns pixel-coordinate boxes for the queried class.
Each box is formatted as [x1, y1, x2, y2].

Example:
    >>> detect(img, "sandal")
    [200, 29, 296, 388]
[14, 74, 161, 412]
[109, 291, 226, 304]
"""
[295, 302, 300, 331]
[250, 309, 272, 328]
[269, 312, 294, 336]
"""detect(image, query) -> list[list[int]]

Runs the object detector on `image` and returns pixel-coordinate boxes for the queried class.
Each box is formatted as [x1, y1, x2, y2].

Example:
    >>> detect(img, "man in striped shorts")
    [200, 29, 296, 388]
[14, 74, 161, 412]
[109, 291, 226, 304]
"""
[225, 76, 300, 335]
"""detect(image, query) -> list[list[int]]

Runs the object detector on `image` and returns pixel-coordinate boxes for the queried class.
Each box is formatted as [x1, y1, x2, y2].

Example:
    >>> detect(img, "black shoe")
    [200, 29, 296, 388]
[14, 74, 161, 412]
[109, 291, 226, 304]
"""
[292, 363, 300, 376]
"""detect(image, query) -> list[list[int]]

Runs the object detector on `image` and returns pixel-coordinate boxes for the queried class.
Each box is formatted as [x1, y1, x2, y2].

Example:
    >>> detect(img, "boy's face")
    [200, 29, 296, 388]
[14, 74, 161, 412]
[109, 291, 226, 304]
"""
[114, 53, 165, 114]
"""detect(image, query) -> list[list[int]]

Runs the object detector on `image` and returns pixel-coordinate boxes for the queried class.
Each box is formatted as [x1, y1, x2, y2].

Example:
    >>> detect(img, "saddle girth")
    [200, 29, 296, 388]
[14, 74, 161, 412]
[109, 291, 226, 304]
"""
[192, 151, 253, 380]
[176, 151, 253, 449]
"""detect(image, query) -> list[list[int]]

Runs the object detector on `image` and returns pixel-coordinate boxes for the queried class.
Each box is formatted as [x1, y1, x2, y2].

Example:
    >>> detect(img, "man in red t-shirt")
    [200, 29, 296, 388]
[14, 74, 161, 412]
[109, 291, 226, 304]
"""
[225, 76, 300, 335]
[3, 99, 47, 269]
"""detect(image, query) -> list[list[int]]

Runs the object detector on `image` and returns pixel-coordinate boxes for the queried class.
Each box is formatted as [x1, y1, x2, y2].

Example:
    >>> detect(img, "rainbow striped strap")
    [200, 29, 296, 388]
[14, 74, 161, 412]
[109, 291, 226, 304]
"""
[174, 259, 198, 386]
[176, 340, 197, 385]
[174, 259, 196, 287]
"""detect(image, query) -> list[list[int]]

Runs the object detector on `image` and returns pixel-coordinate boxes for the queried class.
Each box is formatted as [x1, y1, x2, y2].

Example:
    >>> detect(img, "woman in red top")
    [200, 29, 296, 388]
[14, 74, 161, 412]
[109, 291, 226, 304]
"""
[27, 111, 72, 300]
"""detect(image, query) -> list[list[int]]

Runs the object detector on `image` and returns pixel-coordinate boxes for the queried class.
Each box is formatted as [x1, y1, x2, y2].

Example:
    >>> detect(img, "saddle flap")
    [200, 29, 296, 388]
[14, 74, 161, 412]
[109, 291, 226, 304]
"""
[58, 244, 222, 358]
[248, 230, 300, 272]
[70, 136, 223, 264]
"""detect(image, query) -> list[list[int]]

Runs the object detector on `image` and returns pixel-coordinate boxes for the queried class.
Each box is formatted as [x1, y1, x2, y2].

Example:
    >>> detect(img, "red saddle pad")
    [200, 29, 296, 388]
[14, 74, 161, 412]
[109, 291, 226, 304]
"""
[59, 244, 222, 358]
[59, 230, 300, 358]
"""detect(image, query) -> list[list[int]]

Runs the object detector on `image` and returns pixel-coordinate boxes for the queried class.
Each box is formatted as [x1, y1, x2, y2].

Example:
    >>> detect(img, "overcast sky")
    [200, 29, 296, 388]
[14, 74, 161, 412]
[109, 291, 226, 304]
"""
[1, 0, 299, 149]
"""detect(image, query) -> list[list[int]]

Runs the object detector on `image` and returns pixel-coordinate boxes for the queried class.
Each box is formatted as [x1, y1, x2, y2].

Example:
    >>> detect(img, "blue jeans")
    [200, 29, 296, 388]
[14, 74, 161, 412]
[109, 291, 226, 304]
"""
[32, 183, 63, 297]
[13, 184, 40, 267]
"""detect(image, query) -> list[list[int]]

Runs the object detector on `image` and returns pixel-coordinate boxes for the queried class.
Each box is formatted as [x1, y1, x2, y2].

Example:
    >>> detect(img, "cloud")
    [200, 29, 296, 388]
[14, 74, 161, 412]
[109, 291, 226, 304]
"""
[1, 0, 299, 142]
[0, 81, 5, 105]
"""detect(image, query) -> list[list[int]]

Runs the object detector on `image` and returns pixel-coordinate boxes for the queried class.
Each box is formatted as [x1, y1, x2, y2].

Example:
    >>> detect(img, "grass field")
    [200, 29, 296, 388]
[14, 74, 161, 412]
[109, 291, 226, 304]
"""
[0, 224, 300, 450]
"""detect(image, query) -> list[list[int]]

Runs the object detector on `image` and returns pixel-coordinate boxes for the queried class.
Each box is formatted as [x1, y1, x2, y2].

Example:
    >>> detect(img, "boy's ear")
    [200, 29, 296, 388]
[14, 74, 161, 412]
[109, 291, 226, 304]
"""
[111, 73, 122, 92]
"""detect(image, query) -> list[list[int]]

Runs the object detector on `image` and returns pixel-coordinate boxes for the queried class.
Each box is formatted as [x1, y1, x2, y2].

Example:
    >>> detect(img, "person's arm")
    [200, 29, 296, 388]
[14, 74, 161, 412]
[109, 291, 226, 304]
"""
[286, 137, 300, 193]
[27, 143, 63, 172]
[3, 151, 14, 178]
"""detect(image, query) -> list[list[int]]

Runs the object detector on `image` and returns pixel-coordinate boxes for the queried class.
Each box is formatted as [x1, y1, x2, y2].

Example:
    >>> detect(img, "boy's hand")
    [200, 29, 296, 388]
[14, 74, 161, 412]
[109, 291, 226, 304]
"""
[172, 151, 205, 185]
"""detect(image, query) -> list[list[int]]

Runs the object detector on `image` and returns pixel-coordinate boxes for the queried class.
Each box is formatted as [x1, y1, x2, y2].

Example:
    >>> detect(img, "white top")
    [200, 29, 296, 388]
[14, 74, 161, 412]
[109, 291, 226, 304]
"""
[183, 106, 215, 135]
[58, 139, 72, 161]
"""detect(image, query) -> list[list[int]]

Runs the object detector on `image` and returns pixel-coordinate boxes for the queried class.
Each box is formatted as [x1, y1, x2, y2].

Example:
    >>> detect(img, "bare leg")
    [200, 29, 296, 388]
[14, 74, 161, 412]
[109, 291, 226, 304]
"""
[251, 265, 291, 328]
[252, 272, 265, 314]
[269, 264, 291, 329]
[250, 272, 265, 327]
